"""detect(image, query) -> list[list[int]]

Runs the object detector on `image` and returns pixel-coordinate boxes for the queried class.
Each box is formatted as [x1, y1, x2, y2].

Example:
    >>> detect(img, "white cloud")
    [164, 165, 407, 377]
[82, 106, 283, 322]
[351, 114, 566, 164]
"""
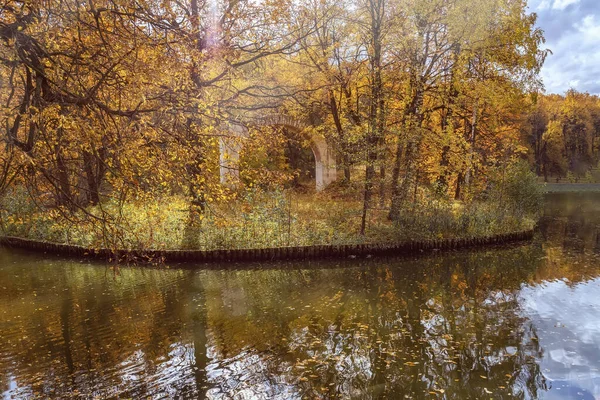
[537, 0, 551, 10]
[578, 14, 600, 34]
[535, 3, 600, 94]
[520, 279, 600, 398]
[528, 0, 552, 10]
[552, 0, 580, 10]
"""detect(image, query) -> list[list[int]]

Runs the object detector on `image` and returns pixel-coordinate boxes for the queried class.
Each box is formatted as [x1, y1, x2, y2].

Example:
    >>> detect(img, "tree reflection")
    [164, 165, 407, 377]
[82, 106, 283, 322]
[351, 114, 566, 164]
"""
[3, 194, 600, 399]
[191, 248, 549, 399]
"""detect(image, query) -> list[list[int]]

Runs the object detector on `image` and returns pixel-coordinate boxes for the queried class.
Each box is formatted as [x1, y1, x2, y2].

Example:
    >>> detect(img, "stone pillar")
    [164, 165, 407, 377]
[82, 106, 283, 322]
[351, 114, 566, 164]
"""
[312, 135, 337, 192]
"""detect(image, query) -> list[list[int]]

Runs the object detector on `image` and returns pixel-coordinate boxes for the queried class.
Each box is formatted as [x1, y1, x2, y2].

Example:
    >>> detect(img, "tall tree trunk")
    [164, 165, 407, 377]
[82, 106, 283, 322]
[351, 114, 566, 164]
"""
[360, 0, 385, 235]
[329, 89, 351, 183]
[379, 164, 386, 208]
[389, 139, 404, 216]
[464, 99, 478, 188]
[436, 53, 459, 191]
[397, 140, 419, 203]
[377, 92, 386, 208]
[437, 145, 451, 191]
[55, 136, 72, 208]
[83, 150, 100, 205]
[542, 142, 549, 182]
[388, 80, 424, 221]
[435, 99, 453, 192]
[185, 0, 212, 218]
[534, 133, 542, 175]
[455, 172, 463, 200]
[413, 168, 419, 204]
[361, 148, 377, 235]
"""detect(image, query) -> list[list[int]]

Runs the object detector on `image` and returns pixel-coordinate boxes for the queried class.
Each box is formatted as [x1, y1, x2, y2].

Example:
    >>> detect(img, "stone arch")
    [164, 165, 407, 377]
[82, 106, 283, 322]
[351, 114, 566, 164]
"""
[219, 115, 337, 191]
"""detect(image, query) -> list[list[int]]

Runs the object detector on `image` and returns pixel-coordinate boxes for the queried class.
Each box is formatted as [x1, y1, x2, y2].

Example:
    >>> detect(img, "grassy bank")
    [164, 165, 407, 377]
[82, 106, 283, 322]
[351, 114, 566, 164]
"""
[541, 183, 600, 193]
[0, 188, 537, 252]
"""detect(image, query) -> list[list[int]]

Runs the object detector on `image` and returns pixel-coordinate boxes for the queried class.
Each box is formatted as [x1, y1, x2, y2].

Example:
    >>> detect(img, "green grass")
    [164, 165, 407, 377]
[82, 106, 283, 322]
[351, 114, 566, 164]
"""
[0, 189, 536, 251]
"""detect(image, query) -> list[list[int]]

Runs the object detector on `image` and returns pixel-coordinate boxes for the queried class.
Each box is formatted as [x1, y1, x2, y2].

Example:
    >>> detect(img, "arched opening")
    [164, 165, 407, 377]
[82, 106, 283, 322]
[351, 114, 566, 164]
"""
[282, 127, 316, 189]
[219, 116, 337, 191]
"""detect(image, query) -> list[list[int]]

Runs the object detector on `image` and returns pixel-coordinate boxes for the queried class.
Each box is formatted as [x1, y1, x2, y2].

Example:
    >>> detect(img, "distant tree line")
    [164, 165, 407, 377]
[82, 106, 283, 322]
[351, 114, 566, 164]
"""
[523, 90, 600, 182]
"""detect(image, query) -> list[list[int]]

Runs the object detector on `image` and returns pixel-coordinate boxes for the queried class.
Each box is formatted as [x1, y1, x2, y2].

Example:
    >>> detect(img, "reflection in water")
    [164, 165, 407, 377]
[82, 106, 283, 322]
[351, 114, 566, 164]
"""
[1, 193, 600, 399]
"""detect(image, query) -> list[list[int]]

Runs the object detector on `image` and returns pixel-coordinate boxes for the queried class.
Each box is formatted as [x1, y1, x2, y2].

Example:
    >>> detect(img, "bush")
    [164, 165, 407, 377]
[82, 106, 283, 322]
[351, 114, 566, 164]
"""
[488, 160, 543, 216]
[584, 170, 595, 183]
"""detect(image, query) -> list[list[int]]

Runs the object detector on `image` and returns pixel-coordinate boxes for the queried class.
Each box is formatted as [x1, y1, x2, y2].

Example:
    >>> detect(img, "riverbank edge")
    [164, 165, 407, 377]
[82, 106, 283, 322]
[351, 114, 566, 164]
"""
[0, 229, 535, 264]
[541, 183, 600, 193]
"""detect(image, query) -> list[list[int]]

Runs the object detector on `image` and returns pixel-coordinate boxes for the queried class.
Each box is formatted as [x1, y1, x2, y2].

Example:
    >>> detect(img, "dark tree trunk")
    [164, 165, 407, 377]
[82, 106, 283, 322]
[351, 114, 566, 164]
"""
[464, 100, 478, 188]
[377, 88, 386, 208]
[360, 0, 385, 235]
[437, 145, 451, 191]
[83, 151, 100, 205]
[379, 164, 386, 208]
[55, 135, 73, 209]
[455, 172, 463, 200]
[388, 82, 424, 221]
[329, 89, 352, 183]
[389, 140, 404, 218]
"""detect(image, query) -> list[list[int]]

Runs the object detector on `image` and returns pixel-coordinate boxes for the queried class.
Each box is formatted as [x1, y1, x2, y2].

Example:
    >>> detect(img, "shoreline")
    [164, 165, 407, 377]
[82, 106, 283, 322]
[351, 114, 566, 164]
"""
[0, 230, 535, 264]
[542, 183, 600, 193]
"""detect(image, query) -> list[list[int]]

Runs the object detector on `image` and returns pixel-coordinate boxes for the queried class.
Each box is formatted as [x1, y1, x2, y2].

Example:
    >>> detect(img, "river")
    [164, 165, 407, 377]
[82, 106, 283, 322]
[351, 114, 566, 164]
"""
[1, 193, 600, 399]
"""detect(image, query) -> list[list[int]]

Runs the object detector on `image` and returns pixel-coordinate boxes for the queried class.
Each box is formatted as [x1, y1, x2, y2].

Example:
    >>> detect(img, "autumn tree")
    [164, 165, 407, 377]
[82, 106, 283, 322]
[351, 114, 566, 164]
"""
[382, 0, 546, 220]
[525, 90, 600, 181]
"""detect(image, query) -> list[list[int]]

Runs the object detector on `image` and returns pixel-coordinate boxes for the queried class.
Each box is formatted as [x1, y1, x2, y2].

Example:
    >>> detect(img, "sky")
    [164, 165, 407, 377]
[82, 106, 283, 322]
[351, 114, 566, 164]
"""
[528, 0, 600, 95]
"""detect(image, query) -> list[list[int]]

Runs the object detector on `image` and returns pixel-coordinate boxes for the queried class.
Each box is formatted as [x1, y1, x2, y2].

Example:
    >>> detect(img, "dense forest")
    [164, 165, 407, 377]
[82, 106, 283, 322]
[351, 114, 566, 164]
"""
[0, 0, 551, 252]
[524, 90, 600, 182]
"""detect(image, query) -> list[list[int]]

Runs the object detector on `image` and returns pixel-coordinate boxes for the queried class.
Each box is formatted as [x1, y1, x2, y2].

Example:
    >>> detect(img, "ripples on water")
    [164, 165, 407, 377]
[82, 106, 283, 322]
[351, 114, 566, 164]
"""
[2, 193, 600, 399]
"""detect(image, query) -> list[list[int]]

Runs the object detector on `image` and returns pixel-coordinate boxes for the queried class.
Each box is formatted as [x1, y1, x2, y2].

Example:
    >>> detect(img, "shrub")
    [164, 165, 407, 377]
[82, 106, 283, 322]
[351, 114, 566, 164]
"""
[488, 161, 543, 216]
[584, 170, 595, 183]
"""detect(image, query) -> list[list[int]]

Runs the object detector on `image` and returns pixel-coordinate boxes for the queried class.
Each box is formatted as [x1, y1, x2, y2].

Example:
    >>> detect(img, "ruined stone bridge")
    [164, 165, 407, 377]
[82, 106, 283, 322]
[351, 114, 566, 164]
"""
[219, 114, 337, 191]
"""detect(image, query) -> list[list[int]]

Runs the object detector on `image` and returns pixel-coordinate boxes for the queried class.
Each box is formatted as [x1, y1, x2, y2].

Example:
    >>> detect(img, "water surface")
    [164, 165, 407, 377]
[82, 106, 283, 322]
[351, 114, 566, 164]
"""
[2, 193, 600, 399]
